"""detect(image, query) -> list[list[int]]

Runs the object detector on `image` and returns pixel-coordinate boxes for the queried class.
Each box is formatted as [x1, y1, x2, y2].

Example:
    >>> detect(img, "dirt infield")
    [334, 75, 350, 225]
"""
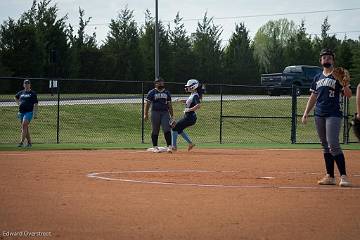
[0, 148, 359, 240]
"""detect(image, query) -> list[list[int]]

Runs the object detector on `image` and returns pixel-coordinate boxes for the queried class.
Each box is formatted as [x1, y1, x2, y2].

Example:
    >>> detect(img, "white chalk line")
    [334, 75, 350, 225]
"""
[87, 170, 360, 190]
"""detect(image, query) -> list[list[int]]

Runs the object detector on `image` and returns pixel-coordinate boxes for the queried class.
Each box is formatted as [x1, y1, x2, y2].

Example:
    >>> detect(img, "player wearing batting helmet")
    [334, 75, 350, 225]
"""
[144, 77, 173, 153]
[169, 79, 202, 152]
[302, 48, 352, 187]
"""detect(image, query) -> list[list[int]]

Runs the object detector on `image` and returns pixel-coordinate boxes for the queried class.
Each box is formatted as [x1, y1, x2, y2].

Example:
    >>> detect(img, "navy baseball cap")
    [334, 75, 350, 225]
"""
[23, 79, 31, 84]
[154, 77, 164, 83]
[320, 48, 335, 58]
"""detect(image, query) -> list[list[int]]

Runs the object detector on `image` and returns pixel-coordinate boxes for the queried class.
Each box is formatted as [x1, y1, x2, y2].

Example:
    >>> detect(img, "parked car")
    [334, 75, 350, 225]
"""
[261, 65, 322, 96]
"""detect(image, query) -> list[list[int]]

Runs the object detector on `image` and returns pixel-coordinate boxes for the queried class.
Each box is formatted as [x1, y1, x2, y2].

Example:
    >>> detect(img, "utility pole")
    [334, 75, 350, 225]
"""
[155, 0, 160, 79]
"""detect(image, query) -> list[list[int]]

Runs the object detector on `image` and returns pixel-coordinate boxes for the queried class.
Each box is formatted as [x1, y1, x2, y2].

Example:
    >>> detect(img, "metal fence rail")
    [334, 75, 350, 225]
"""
[0, 77, 357, 145]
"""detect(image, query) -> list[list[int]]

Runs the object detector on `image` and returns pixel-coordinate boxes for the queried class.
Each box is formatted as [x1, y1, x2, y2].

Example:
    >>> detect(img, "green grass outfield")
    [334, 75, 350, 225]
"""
[1, 96, 358, 145]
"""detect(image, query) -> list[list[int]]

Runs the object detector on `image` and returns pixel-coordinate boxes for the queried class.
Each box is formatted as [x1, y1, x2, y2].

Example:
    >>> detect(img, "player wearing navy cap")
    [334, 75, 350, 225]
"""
[302, 48, 352, 187]
[169, 79, 202, 152]
[15, 79, 38, 147]
[144, 77, 173, 152]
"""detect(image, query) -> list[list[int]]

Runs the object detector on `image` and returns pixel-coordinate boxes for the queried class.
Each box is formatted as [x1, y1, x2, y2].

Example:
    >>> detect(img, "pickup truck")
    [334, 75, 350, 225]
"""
[261, 65, 322, 96]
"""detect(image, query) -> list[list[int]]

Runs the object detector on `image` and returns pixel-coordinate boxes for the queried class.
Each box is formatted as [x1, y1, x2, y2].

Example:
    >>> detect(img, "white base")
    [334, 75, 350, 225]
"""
[147, 146, 170, 153]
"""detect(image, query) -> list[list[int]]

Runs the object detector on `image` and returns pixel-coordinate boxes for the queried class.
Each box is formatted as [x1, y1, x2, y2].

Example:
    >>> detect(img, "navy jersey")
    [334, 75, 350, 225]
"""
[15, 90, 38, 113]
[146, 88, 171, 112]
[185, 92, 201, 115]
[310, 72, 343, 117]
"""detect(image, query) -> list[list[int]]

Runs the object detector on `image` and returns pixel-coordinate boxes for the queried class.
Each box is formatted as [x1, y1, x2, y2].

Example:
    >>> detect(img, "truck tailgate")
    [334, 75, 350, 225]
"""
[261, 73, 283, 86]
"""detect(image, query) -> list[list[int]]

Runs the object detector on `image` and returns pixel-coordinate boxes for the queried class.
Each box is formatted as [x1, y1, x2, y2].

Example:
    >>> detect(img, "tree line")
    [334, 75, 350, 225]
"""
[1, 0, 360, 93]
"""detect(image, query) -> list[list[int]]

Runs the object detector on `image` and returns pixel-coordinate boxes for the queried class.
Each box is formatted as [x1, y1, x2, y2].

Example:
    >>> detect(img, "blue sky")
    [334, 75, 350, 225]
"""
[1, 0, 360, 45]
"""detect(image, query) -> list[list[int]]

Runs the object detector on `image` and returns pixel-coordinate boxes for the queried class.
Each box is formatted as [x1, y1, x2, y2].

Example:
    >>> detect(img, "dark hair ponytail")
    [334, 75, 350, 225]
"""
[196, 83, 205, 100]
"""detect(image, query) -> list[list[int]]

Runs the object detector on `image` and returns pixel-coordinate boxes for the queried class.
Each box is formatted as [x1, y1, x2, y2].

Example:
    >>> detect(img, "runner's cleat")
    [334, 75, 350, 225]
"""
[188, 143, 195, 151]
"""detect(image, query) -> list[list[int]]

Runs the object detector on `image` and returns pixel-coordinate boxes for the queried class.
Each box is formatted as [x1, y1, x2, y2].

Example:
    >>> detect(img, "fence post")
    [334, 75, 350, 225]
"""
[141, 81, 145, 144]
[219, 85, 223, 144]
[56, 80, 60, 144]
[291, 85, 297, 144]
[343, 96, 349, 144]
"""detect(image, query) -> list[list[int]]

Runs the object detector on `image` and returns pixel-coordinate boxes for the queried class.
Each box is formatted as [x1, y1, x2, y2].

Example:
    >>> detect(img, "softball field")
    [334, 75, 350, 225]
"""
[0, 148, 360, 240]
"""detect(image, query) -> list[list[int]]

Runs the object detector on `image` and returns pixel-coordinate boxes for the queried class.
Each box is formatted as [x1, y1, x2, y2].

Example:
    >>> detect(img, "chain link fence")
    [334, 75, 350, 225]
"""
[219, 85, 293, 144]
[295, 86, 357, 144]
[0, 77, 357, 145]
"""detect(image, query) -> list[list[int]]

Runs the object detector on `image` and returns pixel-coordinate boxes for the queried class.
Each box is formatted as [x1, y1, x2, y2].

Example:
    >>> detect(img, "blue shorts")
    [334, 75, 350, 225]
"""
[17, 112, 33, 122]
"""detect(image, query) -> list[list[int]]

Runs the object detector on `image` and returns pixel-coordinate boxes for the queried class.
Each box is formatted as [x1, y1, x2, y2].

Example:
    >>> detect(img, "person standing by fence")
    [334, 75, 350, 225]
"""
[144, 77, 173, 153]
[302, 48, 352, 187]
[15, 79, 38, 147]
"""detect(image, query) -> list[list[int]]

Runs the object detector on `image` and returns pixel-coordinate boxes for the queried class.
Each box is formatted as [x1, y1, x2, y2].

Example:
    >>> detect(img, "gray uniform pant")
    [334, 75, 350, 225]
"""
[151, 110, 171, 135]
[315, 116, 342, 156]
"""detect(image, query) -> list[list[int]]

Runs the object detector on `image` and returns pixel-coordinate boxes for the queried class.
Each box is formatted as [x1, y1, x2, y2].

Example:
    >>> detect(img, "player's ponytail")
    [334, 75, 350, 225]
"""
[197, 83, 205, 100]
